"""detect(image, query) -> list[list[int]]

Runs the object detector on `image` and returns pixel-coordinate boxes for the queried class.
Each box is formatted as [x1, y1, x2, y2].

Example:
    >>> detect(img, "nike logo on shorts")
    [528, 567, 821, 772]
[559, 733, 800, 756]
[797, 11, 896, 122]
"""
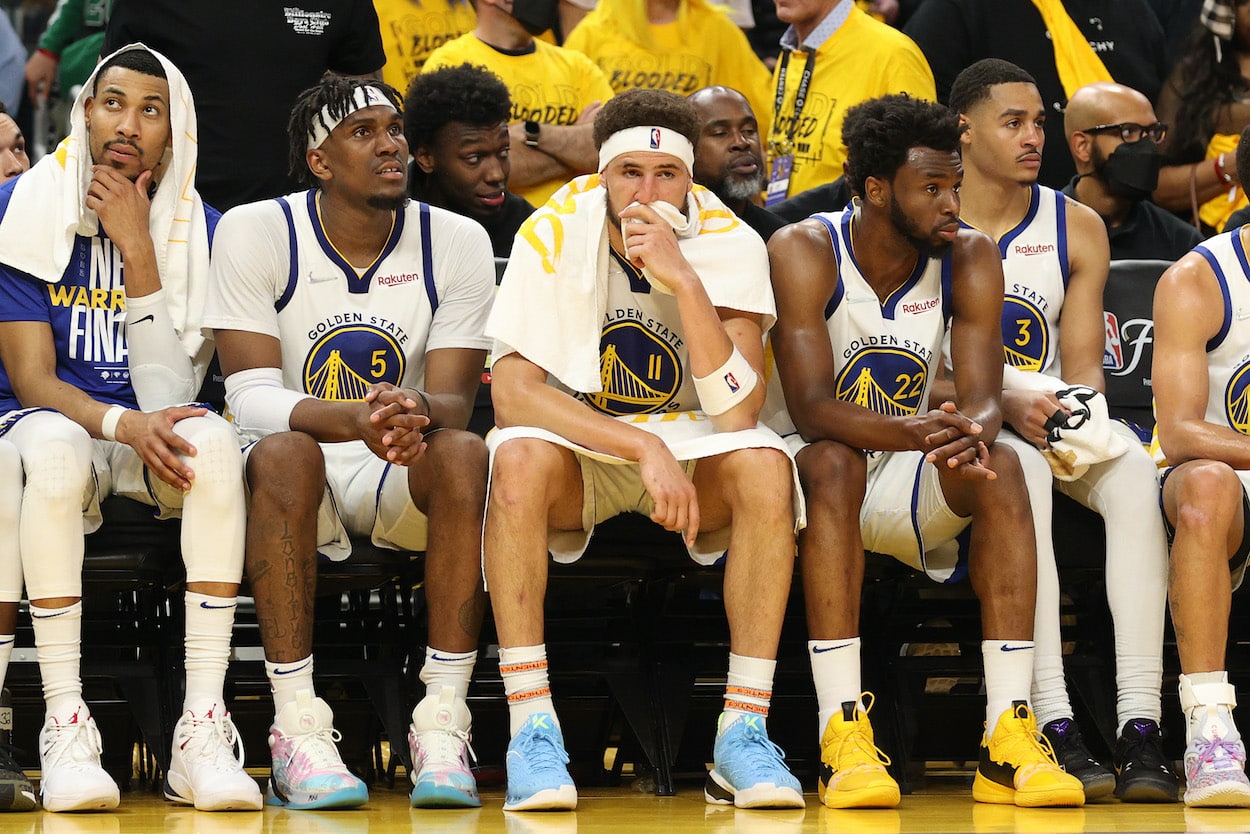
[130, 314, 155, 325]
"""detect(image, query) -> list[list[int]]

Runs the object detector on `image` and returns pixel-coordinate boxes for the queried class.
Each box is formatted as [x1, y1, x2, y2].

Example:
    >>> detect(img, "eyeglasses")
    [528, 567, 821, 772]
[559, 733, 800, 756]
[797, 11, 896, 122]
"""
[1080, 122, 1168, 143]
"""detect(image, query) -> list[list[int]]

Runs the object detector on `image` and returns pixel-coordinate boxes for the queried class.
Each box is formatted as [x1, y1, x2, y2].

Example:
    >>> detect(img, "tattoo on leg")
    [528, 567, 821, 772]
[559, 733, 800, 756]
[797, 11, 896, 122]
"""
[457, 592, 486, 641]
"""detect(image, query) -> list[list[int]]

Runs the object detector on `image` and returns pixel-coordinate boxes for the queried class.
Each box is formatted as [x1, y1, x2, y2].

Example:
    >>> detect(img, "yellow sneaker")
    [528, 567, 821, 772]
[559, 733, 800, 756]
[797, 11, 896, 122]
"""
[972, 702, 1085, 807]
[817, 693, 900, 809]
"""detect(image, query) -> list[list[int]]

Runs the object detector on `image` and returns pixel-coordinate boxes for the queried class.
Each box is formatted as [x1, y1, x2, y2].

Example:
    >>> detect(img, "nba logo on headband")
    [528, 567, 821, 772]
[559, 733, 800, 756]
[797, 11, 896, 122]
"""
[650, 128, 661, 149]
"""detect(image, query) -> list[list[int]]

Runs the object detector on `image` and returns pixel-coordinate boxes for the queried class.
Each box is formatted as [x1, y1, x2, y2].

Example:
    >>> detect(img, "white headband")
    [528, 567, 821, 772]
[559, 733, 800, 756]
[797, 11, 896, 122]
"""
[597, 125, 694, 174]
[307, 85, 397, 150]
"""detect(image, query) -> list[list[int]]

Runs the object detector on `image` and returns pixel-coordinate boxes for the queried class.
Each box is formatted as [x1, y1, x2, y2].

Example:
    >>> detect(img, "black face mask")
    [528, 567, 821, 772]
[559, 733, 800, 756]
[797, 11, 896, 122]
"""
[1095, 138, 1161, 201]
[510, 0, 558, 36]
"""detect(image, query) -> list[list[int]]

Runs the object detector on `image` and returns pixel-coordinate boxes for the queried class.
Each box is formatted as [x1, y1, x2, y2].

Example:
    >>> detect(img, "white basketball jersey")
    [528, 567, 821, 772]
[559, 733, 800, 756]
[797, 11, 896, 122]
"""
[1191, 229, 1250, 436]
[767, 208, 952, 465]
[983, 184, 1070, 377]
[205, 190, 494, 401]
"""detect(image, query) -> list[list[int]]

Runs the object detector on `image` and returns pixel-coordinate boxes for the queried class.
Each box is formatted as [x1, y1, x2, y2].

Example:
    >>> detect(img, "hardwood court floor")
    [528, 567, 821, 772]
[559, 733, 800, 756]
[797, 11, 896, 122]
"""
[10, 780, 1250, 834]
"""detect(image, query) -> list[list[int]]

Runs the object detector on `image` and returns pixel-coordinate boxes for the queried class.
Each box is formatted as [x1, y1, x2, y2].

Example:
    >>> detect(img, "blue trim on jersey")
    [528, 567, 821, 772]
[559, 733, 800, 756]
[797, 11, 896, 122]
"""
[909, 453, 928, 574]
[996, 183, 1041, 259]
[817, 214, 844, 320]
[880, 248, 929, 320]
[609, 247, 651, 293]
[376, 461, 392, 520]
[275, 197, 299, 313]
[304, 191, 407, 295]
[1196, 245, 1233, 352]
[940, 252, 953, 324]
[1055, 189, 1070, 289]
[419, 203, 438, 314]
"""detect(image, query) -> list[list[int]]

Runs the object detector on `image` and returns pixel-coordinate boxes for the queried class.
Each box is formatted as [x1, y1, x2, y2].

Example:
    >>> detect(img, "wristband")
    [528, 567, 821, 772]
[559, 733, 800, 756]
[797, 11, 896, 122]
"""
[35, 48, 59, 63]
[693, 345, 758, 416]
[1216, 153, 1234, 184]
[415, 389, 431, 418]
[100, 404, 127, 441]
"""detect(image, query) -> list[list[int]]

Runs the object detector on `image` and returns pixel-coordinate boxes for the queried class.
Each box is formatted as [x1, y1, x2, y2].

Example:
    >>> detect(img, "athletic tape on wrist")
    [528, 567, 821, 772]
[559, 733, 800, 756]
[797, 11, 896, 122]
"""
[100, 404, 127, 442]
[693, 345, 758, 416]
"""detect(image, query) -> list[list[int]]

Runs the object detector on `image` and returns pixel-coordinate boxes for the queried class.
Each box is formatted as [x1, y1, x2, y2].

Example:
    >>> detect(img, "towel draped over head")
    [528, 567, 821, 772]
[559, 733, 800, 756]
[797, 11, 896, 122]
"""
[0, 42, 211, 368]
[486, 174, 774, 394]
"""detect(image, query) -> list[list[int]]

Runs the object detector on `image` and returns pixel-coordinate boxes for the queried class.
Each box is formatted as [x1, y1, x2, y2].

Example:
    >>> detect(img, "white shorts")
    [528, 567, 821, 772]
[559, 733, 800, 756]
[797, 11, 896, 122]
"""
[784, 433, 970, 583]
[243, 438, 428, 561]
[487, 412, 806, 565]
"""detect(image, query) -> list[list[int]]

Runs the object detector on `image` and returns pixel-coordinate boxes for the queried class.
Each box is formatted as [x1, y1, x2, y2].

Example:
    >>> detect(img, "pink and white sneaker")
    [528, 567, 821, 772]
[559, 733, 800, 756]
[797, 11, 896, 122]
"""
[408, 689, 479, 808]
[265, 690, 368, 810]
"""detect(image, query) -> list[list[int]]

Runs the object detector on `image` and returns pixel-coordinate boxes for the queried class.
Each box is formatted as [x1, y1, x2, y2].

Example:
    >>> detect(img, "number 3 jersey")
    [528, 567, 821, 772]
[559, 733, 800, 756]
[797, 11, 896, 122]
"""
[766, 207, 952, 467]
[203, 190, 494, 430]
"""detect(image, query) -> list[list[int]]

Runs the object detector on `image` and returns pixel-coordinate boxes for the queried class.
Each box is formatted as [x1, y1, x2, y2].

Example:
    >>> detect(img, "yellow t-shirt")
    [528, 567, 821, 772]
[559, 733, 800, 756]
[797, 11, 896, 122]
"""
[564, 2, 774, 138]
[768, 5, 935, 197]
[375, 0, 477, 95]
[424, 33, 616, 206]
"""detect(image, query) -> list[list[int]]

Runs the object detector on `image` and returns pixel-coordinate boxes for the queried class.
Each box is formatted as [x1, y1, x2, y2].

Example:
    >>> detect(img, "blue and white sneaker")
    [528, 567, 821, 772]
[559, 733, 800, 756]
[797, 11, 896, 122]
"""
[705, 714, 805, 809]
[408, 690, 480, 808]
[266, 691, 369, 810]
[503, 714, 577, 811]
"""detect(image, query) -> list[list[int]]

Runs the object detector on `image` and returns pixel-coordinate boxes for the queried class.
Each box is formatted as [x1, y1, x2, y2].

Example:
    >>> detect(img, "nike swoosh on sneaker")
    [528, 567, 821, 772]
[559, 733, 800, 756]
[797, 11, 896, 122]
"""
[272, 661, 312, 675]
[813, 642, 856, 653]
[199, 600, 237, 610]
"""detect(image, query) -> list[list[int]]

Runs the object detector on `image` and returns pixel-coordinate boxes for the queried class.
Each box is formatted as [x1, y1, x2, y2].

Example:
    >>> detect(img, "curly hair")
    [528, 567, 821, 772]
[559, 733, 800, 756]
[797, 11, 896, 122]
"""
[592, 88, 700, 149]
[1170, 24, 1250, 163]
[287, 75, 404, 188]
[404, 63, 512, 149]
[842, 94, 961, 197]
[948, 58, 1037, 116]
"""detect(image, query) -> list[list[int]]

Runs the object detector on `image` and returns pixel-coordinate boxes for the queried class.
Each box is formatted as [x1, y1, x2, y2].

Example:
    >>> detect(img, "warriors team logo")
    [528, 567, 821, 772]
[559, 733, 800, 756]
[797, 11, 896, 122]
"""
[586, 321, 681, 415]
[1225, 360, 1250, 436]
[1002, 297, 1049, 372]
[303, 324, 405, 400]
[835, 348, 928, 416]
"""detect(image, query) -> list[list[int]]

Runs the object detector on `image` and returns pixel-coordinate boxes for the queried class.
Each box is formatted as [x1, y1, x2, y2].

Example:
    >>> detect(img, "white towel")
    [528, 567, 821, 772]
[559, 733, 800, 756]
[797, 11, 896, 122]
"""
[1002, 365, 1129, 480]
[487, 174, 774, 394]
[0, 43, 212, 371]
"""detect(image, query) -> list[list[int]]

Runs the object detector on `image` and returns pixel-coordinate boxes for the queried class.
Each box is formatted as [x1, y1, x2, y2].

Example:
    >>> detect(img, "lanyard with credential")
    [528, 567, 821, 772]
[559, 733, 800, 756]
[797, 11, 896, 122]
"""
[770, 47, 816, 157]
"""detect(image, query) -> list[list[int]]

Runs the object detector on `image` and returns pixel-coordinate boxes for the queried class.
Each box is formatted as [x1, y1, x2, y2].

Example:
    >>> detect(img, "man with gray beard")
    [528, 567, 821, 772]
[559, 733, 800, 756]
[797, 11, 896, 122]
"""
[690, 86, 788, 241]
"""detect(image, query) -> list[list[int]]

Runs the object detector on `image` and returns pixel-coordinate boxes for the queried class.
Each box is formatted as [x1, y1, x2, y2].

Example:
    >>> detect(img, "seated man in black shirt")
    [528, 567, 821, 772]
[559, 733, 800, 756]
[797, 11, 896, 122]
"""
[1064, 81, 1203, 261]
[688, 86, 788, 242]
[406, 63, 534, 259]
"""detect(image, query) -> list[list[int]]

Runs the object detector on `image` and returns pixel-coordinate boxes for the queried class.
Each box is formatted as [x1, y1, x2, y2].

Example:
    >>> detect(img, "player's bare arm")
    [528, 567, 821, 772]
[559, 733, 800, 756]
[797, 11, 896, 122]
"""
[1153, 246, 1250, 468]
[0, 320, 204, 489]
[769, 219, 981, 454]
[215, 328, 428, 465]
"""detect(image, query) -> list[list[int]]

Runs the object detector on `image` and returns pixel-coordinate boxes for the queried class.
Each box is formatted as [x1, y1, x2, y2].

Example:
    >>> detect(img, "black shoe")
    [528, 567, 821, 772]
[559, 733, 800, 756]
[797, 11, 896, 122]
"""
[0, 689, 36, 812]
[1041, 717, 1116, 800]
[1113, 718, 1180, 803]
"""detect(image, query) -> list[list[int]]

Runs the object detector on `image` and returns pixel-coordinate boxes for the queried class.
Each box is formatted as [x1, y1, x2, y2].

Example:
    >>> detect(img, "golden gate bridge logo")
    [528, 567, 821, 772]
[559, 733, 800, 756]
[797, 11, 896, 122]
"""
[1226, 361, 1250, 436]
[303, 325, 405, 400]
[1001, 297, 1048, 372]
[586, 321, 681, 415]
[835, 348, 928, 416]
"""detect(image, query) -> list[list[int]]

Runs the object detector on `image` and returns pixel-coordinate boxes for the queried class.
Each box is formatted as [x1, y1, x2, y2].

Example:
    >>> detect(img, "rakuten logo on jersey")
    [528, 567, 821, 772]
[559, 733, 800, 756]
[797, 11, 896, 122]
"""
[376, 273, 419, 287]
[901, 297, 939, 315]
[1013, 243, 1055, 256]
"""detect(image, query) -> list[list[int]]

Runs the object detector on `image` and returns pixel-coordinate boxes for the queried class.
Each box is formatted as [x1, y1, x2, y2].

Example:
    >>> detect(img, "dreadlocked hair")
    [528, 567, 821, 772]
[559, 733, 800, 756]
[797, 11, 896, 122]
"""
[287, 75, 404, 188]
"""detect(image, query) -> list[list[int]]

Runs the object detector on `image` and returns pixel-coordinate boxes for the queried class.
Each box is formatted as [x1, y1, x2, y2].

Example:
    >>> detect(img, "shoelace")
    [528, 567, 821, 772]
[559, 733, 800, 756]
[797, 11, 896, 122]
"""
[513, 726, 569, 771]
[1193, 737, 1248, 772]
[1121, 724, 1168, 769]
[41, 719, 102, 770]
[417, 726, 477, 770]
[180, 712, 245, 770]
[832, 692, 891, 773]
[281, 725, 350, 776]
[0, 742, 27, 774]
[725, 722, 790, 776]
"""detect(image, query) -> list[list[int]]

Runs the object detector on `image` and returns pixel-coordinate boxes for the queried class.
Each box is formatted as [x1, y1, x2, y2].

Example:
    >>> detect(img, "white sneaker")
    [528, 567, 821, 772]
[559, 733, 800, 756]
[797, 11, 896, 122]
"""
[266, 691, 368, 810]
[408, 689, 479, 808]
[165, 703, 263, 811]
[38, 704, 120, 812]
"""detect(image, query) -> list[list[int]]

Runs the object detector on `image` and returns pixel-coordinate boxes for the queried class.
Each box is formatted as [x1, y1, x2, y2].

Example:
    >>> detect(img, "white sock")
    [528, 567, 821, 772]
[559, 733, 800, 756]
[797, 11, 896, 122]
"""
[183, 592, 236, 712]
[983, 640, 1034, 736]
[266, 655, 314, 714]
[499, 644, 556, 736]
[809, 638, 862, 740]
[721, 653, 776, 731]
[419, 646, 476, 702]
[0, 633, 13, 690]
[31, 601, 82, 718]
